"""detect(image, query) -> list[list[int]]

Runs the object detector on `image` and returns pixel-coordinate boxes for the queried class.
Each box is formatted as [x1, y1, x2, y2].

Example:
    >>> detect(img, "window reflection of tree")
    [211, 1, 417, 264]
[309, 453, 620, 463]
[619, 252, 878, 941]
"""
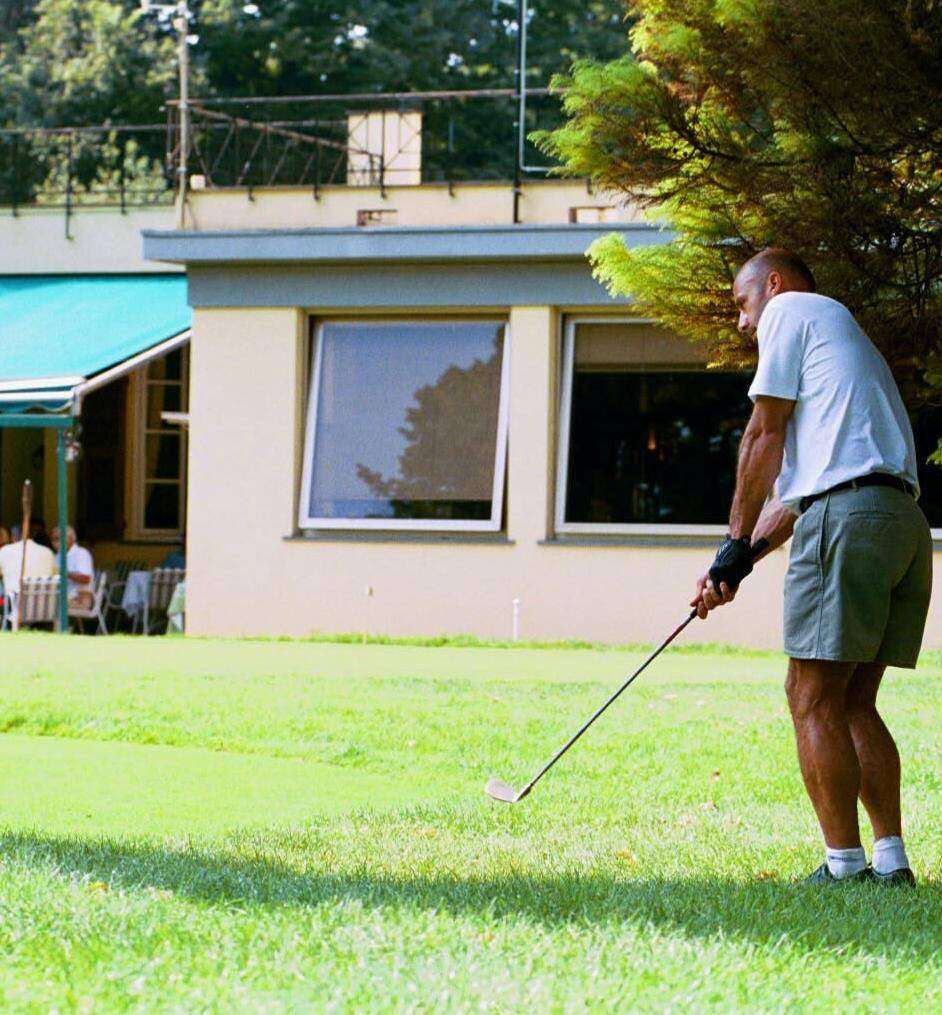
[356, 335, 502, 520]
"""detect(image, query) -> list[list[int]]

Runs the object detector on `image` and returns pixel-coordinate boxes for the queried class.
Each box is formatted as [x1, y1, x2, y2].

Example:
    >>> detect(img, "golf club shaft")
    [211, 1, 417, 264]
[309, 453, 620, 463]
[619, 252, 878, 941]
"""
[516, 537, 769, 799]
[517, 607, 699, 798]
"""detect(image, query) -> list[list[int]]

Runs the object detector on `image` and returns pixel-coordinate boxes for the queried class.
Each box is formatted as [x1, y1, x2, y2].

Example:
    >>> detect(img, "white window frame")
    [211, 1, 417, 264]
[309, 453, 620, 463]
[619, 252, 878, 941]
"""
[555, 316, 733, 538]
[126, 346, 189, 542]
[299, 318, 511, 532]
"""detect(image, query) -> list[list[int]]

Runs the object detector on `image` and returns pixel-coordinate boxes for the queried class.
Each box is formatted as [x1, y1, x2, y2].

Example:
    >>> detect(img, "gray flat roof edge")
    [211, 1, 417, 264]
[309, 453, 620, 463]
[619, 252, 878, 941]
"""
[142, 223, 661, 239]
[143, 223, 673, 266]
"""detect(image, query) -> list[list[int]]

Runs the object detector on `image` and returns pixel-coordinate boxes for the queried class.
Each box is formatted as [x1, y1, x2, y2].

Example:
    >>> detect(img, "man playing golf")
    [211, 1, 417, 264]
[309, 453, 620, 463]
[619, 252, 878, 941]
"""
[694, 248, 932, 886]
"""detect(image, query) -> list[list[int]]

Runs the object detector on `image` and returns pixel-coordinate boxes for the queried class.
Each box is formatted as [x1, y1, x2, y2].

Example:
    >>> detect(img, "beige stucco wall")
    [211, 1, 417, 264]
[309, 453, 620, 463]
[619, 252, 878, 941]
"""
[186, 181, 643, 232]
[0, 206, 179, 274]
[185, 303, 942, 649]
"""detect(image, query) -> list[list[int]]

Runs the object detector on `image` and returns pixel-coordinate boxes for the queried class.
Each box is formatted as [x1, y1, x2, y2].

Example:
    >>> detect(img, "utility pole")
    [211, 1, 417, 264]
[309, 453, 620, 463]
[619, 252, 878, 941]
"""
[140, 0, 191, 228]
[512, 0, 524, 223]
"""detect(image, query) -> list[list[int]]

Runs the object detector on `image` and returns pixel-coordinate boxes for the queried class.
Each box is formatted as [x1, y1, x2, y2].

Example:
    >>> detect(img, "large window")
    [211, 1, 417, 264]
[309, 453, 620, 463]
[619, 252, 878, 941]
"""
[556, 319, 752, 534]
[300, 319, 509, 531]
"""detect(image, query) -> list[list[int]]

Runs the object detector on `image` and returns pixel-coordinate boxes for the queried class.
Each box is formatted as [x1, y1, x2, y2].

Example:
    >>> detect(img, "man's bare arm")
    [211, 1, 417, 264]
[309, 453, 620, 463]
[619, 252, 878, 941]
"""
[729, 395, 794, 539]
[690, 396, 795, 618]
[751, 494, 797, 561]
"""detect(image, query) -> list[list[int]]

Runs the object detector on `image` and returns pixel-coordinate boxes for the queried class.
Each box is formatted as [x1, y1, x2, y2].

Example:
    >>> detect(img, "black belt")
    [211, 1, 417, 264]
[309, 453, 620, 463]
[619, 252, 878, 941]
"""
[798, 473, 915, 514]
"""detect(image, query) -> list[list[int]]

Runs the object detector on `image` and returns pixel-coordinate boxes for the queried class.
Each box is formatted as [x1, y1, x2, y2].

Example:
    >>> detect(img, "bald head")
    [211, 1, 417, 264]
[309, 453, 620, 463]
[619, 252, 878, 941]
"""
[740, 247, 816, 293]
[733, 247, 816, 340]
[51, 525, 76, 550]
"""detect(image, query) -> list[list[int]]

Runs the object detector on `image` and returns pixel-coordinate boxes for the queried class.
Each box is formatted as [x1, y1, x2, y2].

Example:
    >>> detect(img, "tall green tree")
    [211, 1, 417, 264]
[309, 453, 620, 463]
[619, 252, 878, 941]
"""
[2, 0, 631, 114]
[193, 0, 628, 97]
[182, 0, 629, 180]
[0, 0, 40, 38]
[1, 0, 178, 126]
[0, 0, 631, 184]
[538, 0, 942, 414]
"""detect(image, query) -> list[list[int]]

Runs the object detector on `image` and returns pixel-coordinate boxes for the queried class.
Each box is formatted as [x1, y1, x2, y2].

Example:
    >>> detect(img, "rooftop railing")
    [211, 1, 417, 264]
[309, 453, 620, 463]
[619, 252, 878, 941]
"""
[0, 123, 173, 213]
[174, 89, 558, 193]
[0, 87, 562, 217]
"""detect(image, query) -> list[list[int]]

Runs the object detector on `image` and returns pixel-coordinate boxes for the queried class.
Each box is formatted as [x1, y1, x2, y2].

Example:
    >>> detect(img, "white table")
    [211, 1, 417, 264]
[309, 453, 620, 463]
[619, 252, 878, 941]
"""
[121, 570, 151, 626]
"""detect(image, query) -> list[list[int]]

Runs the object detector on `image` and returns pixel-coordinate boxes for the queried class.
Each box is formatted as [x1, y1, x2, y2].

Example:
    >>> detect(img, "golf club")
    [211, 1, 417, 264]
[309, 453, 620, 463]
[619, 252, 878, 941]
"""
[486, 537, 769, 804]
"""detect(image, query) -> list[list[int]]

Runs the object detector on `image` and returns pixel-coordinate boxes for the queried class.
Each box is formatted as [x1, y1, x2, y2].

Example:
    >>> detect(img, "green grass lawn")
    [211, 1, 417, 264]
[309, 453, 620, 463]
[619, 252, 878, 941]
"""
[1, 633, 941, 1011]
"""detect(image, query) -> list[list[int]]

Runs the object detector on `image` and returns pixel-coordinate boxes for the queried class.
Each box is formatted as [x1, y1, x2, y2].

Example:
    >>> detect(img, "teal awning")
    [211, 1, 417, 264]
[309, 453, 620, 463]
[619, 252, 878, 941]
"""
[0, 275, 190, 417]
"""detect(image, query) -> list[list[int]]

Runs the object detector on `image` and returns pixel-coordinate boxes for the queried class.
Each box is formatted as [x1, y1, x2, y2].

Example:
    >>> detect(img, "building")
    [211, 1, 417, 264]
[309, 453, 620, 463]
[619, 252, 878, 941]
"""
[4, 100, 941, 646]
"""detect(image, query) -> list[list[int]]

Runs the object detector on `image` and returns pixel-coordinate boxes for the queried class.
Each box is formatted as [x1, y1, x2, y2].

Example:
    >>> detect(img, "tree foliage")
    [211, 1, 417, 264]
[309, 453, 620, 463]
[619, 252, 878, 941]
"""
[0, 0, 177, 126]
[538, 0, 942, 413]
[0, 0, 630, 197]
[0, 0, 630, 122]
[0, 0, 40, 36]
[193, 0, 628, 97]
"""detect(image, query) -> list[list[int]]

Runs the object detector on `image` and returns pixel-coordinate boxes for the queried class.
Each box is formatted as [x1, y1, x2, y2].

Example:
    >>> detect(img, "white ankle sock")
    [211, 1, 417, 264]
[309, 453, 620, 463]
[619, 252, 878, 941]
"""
[825, 845, 868, 879]
[873, 836, 909, 875]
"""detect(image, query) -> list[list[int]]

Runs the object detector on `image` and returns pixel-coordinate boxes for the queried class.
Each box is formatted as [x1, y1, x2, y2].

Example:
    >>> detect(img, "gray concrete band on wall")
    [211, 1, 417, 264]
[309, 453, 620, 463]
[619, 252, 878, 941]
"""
[142, 223, 672, 308]
[184, 262, 631, 308]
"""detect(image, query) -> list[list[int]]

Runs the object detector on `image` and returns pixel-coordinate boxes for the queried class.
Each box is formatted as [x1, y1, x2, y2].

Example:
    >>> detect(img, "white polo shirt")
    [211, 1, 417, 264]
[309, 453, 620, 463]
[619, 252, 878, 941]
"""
[64, 543, 94, 599]
[0, 539, 56, 596]
[748, 291, 919, 512]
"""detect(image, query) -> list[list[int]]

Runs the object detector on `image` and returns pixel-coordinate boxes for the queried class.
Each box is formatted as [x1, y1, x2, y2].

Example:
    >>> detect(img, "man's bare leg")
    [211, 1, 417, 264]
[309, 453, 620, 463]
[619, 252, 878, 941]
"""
[784, 658, 861, 848]
[845, 662, 912, 880]
[845, 662, 901, 840]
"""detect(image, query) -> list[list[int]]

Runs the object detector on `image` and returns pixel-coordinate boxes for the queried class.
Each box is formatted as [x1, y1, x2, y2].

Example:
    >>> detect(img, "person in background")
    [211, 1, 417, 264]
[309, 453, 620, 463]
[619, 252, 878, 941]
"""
[29, 517, 53, 550]
[50, 526, 94, 611]
[0, 523, 56, 598]
[162, 547, 185, 570]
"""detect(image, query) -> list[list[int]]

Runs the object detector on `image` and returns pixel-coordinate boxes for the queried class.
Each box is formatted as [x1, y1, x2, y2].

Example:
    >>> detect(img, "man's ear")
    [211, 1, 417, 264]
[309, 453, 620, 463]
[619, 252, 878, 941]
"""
[766, 270, 783, 295]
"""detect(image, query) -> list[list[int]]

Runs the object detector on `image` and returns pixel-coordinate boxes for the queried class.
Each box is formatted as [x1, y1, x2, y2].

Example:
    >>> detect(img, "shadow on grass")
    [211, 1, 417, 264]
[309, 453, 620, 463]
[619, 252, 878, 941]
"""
[3, 830, 940, 960]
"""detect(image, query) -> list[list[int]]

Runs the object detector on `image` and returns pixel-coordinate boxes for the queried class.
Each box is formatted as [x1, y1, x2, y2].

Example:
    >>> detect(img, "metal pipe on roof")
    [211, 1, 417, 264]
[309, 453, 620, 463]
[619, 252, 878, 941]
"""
[166, 88, 551, 107]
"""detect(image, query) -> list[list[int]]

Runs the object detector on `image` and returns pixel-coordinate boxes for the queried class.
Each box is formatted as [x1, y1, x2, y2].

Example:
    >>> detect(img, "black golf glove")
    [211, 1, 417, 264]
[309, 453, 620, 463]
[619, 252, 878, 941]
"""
[708, 535, 754, 595]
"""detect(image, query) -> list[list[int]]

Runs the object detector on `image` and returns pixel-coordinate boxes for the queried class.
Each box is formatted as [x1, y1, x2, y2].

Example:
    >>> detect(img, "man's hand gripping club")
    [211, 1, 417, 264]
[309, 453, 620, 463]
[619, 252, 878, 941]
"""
[691, 535, 769, 619]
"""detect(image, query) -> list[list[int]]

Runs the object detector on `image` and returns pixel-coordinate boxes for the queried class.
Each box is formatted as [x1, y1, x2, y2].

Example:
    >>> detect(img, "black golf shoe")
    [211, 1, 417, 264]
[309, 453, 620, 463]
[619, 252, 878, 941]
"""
[803, 862, 873, 886]
[871, 867, 916, 888]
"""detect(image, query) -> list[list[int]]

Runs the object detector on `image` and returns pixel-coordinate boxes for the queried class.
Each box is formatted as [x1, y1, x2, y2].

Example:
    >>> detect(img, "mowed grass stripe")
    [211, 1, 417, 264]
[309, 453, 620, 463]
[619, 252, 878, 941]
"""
[0, 630, 810, 686]
[0, 735, 459, 836]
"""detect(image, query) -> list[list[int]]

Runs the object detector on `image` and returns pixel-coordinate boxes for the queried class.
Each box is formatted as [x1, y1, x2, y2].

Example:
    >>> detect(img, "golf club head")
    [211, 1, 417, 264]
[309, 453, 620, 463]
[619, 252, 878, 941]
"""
[484, 777, 521, 804]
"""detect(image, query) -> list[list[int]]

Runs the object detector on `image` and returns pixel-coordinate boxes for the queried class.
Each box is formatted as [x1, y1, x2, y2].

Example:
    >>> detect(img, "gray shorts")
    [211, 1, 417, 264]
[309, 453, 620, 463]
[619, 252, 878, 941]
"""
[784, 484, 932, 668]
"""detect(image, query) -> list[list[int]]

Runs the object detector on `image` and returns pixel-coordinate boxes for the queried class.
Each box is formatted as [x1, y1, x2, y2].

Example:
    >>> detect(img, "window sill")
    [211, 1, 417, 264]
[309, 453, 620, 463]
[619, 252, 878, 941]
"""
[285, 531, 514, 545]
[540, 533, 724, 549]
[121, 534, 184, 545]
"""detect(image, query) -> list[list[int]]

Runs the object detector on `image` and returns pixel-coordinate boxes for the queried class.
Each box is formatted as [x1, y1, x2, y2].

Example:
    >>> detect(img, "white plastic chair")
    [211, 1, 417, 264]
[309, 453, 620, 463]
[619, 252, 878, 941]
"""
[142, 567, 185, 635]
[69, 571, 109, 635]
[103, 558, 148, 632]
[17, 576, 62, 629]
